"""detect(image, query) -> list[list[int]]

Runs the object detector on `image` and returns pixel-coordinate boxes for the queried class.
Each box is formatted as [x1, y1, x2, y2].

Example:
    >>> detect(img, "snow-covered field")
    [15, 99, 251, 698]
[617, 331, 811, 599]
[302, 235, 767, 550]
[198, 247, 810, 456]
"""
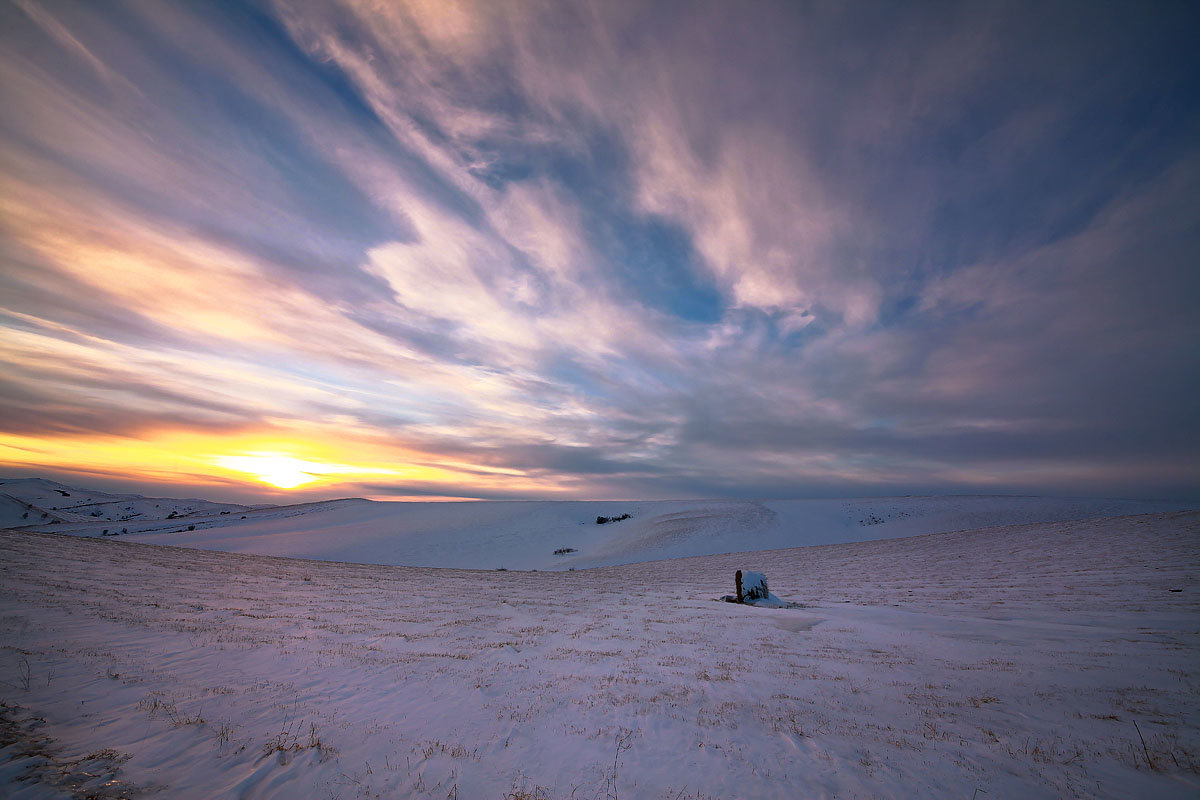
[4, 477, 1192, 570]
[1, 511, 1197, 798]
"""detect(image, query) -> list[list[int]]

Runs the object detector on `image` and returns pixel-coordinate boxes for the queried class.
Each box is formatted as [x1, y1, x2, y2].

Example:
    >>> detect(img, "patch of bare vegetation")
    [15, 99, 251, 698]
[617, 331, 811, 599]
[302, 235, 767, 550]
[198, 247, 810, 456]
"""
[0, 700, 145, 798]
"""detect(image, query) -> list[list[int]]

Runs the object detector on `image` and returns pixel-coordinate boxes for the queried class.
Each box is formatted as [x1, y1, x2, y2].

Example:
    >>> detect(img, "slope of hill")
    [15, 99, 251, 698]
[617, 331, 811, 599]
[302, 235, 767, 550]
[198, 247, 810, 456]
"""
[108, 494, 1200, 568]
[0, 511, 1196, 798]
[5, 477, 1194, 569]
[0, 476, 255, 530]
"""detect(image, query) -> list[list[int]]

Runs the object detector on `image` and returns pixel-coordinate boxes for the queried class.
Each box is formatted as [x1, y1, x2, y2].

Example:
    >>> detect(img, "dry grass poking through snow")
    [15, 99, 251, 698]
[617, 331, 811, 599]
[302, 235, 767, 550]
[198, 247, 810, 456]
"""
[0, 511, 1197, 798]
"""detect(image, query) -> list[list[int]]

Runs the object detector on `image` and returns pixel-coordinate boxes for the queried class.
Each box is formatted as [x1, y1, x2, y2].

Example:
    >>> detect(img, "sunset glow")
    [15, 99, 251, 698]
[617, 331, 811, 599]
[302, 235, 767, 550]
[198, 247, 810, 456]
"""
[0, 427, 559, 501]
[0, 1, 1195, 502]
[211, 454, 375, 490]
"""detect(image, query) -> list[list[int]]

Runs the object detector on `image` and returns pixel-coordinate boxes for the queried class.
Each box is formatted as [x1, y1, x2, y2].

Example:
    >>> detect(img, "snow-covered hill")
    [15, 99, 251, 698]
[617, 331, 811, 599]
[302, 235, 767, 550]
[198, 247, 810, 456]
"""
[0, 477, 253, 530]
[1, 511, 1196, 798]
[4, 477, 1194, 569]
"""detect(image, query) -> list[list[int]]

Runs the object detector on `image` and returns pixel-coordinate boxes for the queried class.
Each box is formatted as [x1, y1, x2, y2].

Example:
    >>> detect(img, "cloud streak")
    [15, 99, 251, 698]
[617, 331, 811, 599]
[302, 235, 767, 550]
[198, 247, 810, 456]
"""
[0, 0, 1197, 500]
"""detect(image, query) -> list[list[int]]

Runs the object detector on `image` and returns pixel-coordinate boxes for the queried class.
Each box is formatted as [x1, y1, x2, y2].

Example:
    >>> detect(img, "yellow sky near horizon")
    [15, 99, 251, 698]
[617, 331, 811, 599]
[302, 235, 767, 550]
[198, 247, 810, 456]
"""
[0, 427, 564, 499]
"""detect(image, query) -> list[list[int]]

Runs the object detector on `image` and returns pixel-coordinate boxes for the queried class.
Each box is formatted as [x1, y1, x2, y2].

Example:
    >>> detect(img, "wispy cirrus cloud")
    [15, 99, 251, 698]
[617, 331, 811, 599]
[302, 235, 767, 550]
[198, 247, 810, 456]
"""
[0, 0, 1196, 500]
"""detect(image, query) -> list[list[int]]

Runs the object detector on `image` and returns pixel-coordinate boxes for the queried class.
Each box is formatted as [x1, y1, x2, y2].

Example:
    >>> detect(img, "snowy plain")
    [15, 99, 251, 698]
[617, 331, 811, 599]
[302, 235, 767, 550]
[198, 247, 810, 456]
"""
[3, 477, 1193, 570]
[1, 499, 1197, 798]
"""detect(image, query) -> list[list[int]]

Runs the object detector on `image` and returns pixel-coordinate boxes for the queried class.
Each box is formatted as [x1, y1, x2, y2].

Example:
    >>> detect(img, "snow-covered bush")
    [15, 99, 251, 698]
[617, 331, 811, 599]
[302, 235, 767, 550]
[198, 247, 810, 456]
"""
[737, 570, 769, 602]
[722, 570, 795, 607]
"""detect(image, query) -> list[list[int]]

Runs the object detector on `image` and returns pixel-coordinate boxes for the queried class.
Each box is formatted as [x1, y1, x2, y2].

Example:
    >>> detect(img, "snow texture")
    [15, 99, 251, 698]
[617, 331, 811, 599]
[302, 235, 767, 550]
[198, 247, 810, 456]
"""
[1, 509, 1198, 798]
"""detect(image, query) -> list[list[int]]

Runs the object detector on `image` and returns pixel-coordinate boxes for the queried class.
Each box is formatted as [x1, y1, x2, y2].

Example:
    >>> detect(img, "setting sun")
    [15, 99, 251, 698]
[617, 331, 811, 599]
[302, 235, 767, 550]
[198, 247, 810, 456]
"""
[210, 453, 345, 489]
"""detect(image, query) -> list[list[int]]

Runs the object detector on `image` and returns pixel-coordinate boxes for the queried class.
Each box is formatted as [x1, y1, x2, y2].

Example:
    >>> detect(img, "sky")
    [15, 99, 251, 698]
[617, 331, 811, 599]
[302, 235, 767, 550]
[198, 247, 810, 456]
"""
[0, 0, 1198, 503]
